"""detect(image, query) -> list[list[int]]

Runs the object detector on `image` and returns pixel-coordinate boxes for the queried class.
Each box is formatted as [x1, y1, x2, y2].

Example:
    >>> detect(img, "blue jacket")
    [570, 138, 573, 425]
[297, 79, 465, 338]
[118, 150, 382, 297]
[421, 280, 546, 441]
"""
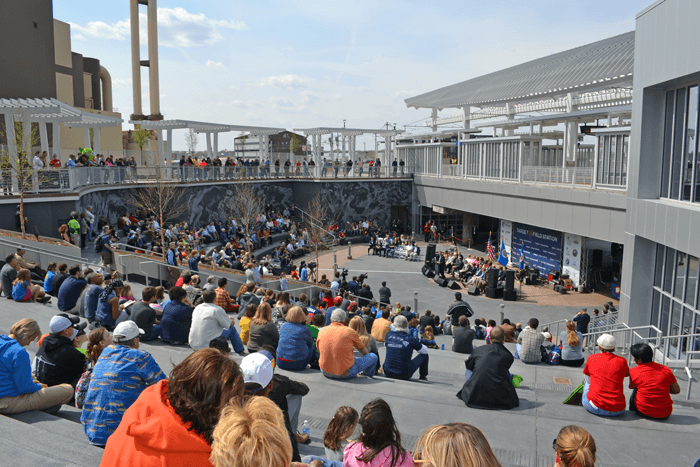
[11, 280, 30, 301]
[188, 256, 199, 272]
[44, 270, 56, 294]
[160, 300, 194, 343]
[277, 322, 314, 362]
[0, 335, 41, 398]
[383, 331, 422, 377]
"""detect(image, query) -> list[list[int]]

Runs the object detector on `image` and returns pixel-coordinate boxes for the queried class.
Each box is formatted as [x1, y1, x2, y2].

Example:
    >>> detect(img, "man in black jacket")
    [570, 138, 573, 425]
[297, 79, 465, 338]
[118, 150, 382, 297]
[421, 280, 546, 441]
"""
[356, 284, 373, 309]
[456, 326, 519, 410]
[447, 292, 474, 326]
[378, 281, 391, 306]
[35, 314, 87, 388]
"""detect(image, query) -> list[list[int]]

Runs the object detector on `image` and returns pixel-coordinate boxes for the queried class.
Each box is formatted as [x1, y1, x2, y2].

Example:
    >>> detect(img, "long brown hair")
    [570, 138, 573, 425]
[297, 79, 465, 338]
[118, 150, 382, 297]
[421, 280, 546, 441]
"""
[166, 348, 244, 444]
[324, 406, 359, 451]
[86, 328, 109, 365]
[423, 326, 435, 341]
[349, 316, 370, 348]
[356, 399, 407, 467]
[565, 321, 580, 347]
[251, 302, 273, 325]
[554, 425, 596, 467]
[413, 422, 502, 467]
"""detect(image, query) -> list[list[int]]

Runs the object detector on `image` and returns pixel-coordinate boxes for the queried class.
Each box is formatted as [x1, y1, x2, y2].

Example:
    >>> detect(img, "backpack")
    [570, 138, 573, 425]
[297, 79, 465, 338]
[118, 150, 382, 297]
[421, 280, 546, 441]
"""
[94, 235, 104, 253]
[75, 367, 93, 409]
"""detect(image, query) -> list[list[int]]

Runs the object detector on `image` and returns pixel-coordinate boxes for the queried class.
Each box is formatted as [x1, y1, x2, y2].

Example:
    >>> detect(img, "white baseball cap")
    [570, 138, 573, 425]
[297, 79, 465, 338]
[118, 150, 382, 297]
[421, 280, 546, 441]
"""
[113, 321, 145, 341]
[240, 352, 274, 390]
[597, 333, 616, 350]
[49, 314, 79, 333]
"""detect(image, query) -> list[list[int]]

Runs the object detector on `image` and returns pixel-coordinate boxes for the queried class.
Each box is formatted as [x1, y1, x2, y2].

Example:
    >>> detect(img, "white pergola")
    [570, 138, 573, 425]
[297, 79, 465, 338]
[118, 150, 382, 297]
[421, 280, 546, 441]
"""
[0, 98, 123, 160]
[294, 127, 405, 167]
[130, 119, 285, 165]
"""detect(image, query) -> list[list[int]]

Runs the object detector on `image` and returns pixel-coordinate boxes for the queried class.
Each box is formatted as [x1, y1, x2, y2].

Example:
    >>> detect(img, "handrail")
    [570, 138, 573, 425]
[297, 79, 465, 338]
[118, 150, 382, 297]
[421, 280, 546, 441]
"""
[540, 312, 619, 341]
[0, 237, 104, 271]
[582, 324, 663, 365]
[686, 367, 694, 400]
[292, 206, 338, 243]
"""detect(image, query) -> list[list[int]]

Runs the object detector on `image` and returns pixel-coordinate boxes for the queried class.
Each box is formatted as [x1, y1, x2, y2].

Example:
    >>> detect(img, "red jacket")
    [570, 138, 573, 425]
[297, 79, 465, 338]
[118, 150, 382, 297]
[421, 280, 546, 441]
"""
[101, 380, 212, 467]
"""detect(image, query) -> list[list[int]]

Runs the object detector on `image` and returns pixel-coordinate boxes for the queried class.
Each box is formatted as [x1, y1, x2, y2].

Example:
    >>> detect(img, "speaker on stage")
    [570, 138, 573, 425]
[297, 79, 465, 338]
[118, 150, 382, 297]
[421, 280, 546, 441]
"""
[592, 249, 603, 268]
[487, 268, 499, 289]
[434, 277, 448, 287]
[468, 286, 480, 296]
[422, 265, 435, 278]
[503, 290, 517, 301]
[449, 281, 461, 290]
[425, 244, 436, 264]
[505, 270, 515, 291]
[485, 287, 503, 299]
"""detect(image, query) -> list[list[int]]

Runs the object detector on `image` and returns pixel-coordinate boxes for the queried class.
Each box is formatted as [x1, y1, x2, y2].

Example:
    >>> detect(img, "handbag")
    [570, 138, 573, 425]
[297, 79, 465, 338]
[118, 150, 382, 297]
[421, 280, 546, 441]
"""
[547, 346, 562, 365]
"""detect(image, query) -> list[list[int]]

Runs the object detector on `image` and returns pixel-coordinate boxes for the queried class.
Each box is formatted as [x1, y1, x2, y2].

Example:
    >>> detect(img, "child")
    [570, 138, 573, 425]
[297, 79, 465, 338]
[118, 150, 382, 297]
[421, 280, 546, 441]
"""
[323, 406, 359, 463]
[12, 268, 48, 303]
[119, 284, 136, 302]
[43, 262, 57, 295]
[279, 272, 288, 291]
[420, 326, 439, 349]
[408, 318, 420, 340]
[239, 304, 256, 346]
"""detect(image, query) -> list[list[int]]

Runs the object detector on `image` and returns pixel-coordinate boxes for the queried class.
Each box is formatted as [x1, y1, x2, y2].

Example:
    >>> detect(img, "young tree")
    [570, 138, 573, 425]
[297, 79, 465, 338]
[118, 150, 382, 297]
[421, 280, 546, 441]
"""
[130, 164, 188, 261]
[185, 128, 199, 156]
[0, 108, 42, 239]
[223, 183, 266, 253]
[305, 192, 337, 282]
[132, 128, 149, 165]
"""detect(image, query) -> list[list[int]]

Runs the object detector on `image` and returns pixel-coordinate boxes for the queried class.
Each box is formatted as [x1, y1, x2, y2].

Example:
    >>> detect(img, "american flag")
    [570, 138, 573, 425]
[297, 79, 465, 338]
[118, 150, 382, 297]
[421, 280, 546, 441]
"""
[487, 233, 496, 261]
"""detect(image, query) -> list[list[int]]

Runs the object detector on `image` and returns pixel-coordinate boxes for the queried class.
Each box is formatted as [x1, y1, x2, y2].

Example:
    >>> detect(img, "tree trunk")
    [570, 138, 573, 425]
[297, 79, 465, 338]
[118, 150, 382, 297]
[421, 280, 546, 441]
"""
[20, 192, 25, 239]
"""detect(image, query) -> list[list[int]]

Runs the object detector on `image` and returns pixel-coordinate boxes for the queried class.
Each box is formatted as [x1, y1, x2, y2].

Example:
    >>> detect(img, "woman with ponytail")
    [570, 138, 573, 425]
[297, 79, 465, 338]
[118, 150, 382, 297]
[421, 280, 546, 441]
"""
[552, 425, 596, 467]
[558, 321, 584, 368]
[96, 278, 127, 329]
[86, 328, 112, 368]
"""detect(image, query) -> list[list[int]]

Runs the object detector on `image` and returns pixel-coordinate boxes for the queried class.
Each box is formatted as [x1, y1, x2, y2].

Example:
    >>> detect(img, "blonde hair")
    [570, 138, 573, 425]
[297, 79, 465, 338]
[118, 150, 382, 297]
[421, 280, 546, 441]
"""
[554, 425, 596, 467]
[285, 306, 307, 324]
[210, 397, 292, 467]
[9, 318, 41, 343]
[349, 316, 370, 347]
[413, 423, 501, 467]
[565, 321, 580, 347]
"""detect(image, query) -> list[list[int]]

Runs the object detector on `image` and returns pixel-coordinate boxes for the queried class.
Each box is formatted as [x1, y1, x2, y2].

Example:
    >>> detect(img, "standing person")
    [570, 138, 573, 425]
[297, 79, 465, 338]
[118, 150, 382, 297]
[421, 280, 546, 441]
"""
[68, 211, 80, 246]
[79, 213, 89, 249]
[392, 158, 398, 177]
[85, 206, 95, 241]
[456, 326, 519, 410]
[344, 399, 414, 467]
[81, 321, 165, 446]
[573, 308, 591, 344]
[628, 343, 680, 419]
[378, 281, 391, 307]
[447, 292, 474, 327]
[552, 425, 597, 467]
[582, 334, 629, 417]
[0, 319, 74, 415]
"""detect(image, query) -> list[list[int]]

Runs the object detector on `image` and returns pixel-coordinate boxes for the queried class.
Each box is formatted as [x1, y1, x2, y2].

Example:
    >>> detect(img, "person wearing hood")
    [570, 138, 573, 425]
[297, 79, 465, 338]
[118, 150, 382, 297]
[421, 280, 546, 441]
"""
[34, 314, 87, 388]
[101, 348, 244, 467]
[81, 321, 165, 446]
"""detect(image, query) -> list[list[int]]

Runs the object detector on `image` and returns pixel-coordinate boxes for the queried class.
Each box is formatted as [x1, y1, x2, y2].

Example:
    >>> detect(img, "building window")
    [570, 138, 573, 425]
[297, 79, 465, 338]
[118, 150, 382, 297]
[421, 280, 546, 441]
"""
[661, 83, 700, 203]
[650, 245, 700, 360]
[596, 134, 628, 186]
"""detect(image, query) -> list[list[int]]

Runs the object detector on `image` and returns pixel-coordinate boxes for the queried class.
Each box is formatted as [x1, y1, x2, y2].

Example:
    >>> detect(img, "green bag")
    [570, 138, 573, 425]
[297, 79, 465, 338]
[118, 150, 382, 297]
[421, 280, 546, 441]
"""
[563, 380, 585, 406]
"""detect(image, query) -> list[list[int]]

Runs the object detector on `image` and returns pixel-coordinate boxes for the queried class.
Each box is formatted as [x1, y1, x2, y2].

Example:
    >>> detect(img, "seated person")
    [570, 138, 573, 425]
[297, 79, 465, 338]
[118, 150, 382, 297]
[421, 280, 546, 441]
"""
[452, 316, 475, 354]
[35, 314, 87, 388]
[96, 279, 128, 329]
[370, 309, 392, 342]
[57, 265, 87, 314]
[629, 343, 680, 419]
[0, 319, 73, 415]
[189, 289, 245, 354]
[558, 321, 585, 367]
[456, 326, 519, 410]
[81, 321, 165, 446]
[515, 318, 544, 364]
[128, 286, 162, 341]
[500, 319, 517, 343]
[160, 286, 195, 345]
[582, 334, 629, 417]
[420, 326, 439, 349]
[12, 268, 49, 303]
[0, 253, 19, 299]
[317, 309, 378, 380]
[383, 315, 429, 381]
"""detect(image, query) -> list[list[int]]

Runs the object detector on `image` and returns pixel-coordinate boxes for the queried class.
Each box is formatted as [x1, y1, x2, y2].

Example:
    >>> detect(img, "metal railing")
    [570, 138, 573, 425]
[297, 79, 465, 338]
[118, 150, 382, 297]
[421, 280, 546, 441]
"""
[0, 164, 413, 196]
[0, 237, 103, 272]
[521, 166, 594, 186]
[539, 312, 619, 340]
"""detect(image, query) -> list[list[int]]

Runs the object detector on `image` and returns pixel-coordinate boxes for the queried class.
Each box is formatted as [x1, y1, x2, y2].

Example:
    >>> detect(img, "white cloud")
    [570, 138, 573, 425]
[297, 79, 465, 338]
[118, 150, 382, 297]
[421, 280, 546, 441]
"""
[256, 74, 309, 89]
[231, 100, 262, 109]
[206, 60, 226, 71]
[300, 90, 320, 106]
[229, 84, 240, 91]
[69, 7, 247, 48]
[270, 96, 295, 108]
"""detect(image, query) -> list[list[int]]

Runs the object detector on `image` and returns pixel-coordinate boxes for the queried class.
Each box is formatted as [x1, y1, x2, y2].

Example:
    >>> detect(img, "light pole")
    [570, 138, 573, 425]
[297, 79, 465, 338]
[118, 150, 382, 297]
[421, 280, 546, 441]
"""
[343, 119, 346, 128]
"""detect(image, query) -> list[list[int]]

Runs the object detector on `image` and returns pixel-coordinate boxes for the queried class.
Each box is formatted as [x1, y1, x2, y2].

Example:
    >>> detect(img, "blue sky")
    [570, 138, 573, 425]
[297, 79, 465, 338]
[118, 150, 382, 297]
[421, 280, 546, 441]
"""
[54, 0, 652, 150]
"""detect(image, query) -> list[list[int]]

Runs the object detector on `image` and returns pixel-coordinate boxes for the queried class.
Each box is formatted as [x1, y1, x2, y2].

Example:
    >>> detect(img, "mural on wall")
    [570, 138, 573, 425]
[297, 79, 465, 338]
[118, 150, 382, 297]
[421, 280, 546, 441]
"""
[77, 180, 412, 231]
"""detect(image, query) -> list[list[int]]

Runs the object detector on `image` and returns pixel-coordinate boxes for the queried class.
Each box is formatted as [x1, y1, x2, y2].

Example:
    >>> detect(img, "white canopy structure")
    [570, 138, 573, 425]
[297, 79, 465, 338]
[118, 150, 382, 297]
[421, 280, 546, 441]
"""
[0, 97, 123, 160]
[294, 127, 405, 167]
[130, 119, 285, 165]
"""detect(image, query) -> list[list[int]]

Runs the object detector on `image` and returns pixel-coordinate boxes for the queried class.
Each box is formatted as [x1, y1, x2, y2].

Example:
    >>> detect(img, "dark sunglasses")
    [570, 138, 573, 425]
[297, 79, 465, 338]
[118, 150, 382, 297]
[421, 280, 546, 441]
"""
[552, 439, 557, 451]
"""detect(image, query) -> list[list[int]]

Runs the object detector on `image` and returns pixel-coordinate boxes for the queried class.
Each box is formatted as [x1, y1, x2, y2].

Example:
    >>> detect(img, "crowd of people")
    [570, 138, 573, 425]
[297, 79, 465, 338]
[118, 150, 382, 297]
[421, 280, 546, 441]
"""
[0, 243, 685, 467]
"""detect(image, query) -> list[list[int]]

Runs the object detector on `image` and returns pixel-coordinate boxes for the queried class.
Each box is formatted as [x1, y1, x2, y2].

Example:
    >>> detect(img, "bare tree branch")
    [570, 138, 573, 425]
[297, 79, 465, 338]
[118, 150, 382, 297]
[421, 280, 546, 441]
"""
[223, 183, 267, 253]
[306, 192, 336, 282]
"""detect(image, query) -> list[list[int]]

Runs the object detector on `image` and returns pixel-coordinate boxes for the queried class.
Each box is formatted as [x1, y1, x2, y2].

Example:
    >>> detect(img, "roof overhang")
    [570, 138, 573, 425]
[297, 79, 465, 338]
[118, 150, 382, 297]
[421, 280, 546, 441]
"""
[0, 98, 122, 127]
[294, 127, 405, 137]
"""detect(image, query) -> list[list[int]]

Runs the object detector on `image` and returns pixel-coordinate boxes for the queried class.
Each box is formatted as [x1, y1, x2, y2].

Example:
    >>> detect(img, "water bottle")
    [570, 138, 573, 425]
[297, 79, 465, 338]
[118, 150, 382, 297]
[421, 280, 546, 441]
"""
[302, 420, 311, 437]
[441, 343, 445, 350]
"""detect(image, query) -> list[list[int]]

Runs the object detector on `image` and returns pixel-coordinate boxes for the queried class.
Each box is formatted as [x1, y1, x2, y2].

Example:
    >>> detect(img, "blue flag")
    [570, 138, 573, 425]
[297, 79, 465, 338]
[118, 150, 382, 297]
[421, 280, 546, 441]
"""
[519, 242, 525, 270]
[497, 238, 508, 267]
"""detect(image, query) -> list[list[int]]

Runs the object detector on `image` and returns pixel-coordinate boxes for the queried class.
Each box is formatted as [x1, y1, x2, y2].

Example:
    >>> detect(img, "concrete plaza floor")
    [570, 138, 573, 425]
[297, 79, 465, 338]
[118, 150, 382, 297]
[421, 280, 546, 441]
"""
[0, 251, 698, 466]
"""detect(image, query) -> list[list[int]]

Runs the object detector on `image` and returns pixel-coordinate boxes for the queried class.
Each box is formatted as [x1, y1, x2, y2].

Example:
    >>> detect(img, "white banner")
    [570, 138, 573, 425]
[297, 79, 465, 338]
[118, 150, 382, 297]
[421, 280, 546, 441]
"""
[500, 220, 513, 265]
[562, 233, 582, 288]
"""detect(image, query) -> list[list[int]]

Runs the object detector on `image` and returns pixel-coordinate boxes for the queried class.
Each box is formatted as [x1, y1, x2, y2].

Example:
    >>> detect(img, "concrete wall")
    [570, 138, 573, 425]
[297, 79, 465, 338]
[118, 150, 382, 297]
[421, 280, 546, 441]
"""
[0, 197, 78, 239]
[0, 0, 57, 100]
[620, 0, 700, 327]
[414, 175, 627, 243]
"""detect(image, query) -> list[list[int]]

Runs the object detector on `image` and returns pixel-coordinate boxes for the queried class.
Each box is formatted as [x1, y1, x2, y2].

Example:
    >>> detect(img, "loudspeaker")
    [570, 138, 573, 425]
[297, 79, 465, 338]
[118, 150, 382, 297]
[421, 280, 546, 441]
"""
[485, 287, 503, 299]
[422, 265, 435, 278]
[505, 270, 515, 291]
[449, 281, 461, 290]
[592, 249, 603, 268]
[503, 290, 517, 301]
[425, 244, 436, 264]
[434, 276, 448, 287]
[487, 268, 499, 289]
[468, 286, 480, 296]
